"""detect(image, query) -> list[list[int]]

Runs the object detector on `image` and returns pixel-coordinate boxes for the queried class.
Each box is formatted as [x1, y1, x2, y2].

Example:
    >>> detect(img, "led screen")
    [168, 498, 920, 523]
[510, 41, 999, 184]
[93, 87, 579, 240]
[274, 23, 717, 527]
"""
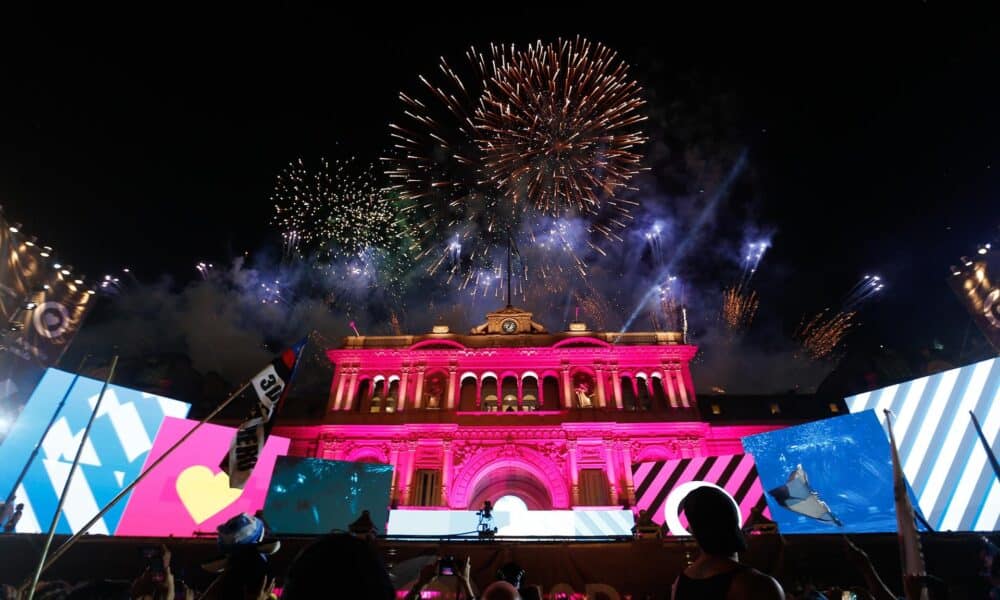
[115, 417, 289, 537]
[633, 454, 769, 535]
[846, 357, 1000, 531]
[263, 457, 393, 535]
[743, 411, 898, 533]
[385, 508, 634, 537]
[0, 368, 190, 534]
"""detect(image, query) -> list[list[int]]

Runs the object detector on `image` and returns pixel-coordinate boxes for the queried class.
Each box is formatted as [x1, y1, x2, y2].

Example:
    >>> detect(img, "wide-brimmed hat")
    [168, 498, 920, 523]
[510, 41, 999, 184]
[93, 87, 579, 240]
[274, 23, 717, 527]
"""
[202, 513, 280, 573]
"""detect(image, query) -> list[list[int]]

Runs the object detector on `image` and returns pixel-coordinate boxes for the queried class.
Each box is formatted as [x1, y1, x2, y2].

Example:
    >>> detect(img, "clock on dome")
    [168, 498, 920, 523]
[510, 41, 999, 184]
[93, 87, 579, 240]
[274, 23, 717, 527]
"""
[469, 304, 548, 335]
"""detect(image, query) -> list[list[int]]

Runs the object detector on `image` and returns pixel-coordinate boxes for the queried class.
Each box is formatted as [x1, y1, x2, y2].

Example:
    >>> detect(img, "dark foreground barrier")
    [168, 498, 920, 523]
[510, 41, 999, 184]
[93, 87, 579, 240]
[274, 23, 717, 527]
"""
[0, 532, 988, 598]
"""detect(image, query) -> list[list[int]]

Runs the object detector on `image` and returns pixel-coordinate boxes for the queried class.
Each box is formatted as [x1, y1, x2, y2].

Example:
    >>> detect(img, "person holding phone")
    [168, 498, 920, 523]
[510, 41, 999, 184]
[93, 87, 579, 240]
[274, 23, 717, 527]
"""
[404, 556, 476, 600]
[131, 544, 177, 600]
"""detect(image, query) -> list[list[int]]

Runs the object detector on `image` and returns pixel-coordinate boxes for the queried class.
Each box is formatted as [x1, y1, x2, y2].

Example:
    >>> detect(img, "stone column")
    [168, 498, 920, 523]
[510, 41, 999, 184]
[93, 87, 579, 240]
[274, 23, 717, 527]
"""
[674, 367, 690, 408]
[561, 366, 573, 408]
[330, 369, 346, 412]
[441, 440, 453, 506]
[568, 440, 580, 505]
[344, 368, 359, 411]
[611, 368, 623, 410]
[446, 366, 458, 410]
[595, 367, 607, 408]
[662, 364, 679, 408]
[398, 366, 409, 412]
[604, 441, 619, 505]
[413, 366, 426, 409]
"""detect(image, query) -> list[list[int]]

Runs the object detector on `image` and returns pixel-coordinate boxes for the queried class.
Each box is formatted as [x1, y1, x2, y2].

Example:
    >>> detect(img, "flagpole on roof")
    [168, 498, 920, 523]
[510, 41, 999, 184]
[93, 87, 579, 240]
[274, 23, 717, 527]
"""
[27, 355, 117, 600]
[506, 229, 513, 308]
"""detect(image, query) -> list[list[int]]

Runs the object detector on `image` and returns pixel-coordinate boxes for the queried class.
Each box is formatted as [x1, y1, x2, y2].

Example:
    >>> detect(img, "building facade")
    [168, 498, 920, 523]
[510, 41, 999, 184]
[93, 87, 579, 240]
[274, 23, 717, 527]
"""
[273, 305, 777, 511]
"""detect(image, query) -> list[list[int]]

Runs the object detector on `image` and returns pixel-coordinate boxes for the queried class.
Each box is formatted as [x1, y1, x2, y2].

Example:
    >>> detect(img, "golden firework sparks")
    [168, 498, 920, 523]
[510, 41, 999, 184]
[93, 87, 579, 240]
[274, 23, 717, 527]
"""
[796, 309, 856, 359]
[721, 285, 759, 331]
[384, 38, 648, 289]
[476, 37, 648, 217]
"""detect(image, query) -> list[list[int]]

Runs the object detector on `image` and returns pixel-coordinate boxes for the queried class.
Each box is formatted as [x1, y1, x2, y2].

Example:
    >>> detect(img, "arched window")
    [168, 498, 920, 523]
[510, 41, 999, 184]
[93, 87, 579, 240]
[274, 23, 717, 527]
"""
[386, 379, 399, 411]
[481, 375, 498, 411]
[636, 375, 652, 411]
[572, 371, 596, 408]
[621, 375, 638, 411]
[354, 380, 371, 413]
[459, 375, 477, 411]
[369, 396, 382, 413]
[521, 375, 539, 411]
[423, 371, 447, 409]
[542, 375, 559, 409]
[651, 373, 668, 409]
[501, 376, 518, 411]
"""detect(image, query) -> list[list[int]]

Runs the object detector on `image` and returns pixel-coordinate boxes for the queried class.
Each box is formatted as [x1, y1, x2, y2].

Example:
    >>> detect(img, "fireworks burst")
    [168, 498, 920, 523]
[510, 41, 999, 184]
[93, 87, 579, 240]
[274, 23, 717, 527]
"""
[843, 274, 885, 310]
[384, 46, 510, 281]
[271, 157, 398, 261]
[475, 37, 647, 217]
[385, 38, 648, 291]
[721, 285, 759, 331]
[642, 221, 667, 264]
[796, 309, 856, 359]
[739, 240, 769, 288]
[573, 285, 616, 332]
[649, 275, 683, 331]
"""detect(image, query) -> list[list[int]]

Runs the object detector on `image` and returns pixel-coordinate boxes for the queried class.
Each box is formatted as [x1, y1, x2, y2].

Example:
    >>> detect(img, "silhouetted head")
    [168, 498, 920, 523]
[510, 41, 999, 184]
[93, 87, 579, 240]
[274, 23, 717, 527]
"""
[680, 486, 746, 556]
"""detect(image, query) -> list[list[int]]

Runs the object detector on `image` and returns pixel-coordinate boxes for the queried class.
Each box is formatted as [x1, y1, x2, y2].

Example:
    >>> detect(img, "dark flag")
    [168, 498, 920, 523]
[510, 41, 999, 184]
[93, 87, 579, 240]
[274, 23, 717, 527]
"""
[885, 410, 929, 600]
[221, 340, 306, 489]
[949, 252, 1000, 352]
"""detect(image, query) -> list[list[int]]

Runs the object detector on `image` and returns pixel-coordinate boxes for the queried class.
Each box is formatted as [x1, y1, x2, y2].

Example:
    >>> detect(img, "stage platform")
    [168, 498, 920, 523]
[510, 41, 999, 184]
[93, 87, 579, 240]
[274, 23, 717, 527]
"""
[0, 532, 989, 597]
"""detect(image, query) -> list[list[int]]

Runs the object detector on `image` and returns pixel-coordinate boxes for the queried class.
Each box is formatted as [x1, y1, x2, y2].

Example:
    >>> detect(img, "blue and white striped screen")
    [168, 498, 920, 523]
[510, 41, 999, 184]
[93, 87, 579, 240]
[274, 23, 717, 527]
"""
[846, 357, 1000, 532]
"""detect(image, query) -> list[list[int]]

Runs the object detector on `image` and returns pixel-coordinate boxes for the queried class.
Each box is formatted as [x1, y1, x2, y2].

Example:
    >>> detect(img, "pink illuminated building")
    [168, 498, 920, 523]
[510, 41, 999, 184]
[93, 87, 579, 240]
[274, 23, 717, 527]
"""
[273, 305, 777, 511]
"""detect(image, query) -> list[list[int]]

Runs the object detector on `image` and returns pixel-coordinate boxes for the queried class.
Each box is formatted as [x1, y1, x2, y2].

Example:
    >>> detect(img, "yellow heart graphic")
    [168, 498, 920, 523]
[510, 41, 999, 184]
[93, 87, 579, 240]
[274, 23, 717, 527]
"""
[175, 465, 244, 524]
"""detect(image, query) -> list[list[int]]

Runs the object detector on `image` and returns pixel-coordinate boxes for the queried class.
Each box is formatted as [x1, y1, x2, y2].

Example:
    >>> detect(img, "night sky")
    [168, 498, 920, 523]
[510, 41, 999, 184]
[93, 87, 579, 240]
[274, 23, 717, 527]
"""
[1, 10, 997, 394]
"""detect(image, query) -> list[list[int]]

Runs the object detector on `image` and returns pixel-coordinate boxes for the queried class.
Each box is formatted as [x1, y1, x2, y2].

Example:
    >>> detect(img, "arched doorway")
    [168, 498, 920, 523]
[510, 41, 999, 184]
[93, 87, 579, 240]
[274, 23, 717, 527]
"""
[468, 465, 553, 510]
[493, 495, 529, 512]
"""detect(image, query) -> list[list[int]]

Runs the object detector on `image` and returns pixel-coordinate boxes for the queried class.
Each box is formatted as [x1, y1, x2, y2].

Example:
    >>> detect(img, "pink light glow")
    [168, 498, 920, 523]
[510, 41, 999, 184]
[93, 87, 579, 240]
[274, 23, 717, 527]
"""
[116, 417, 290, 537]
[273, 334, 783, 518]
